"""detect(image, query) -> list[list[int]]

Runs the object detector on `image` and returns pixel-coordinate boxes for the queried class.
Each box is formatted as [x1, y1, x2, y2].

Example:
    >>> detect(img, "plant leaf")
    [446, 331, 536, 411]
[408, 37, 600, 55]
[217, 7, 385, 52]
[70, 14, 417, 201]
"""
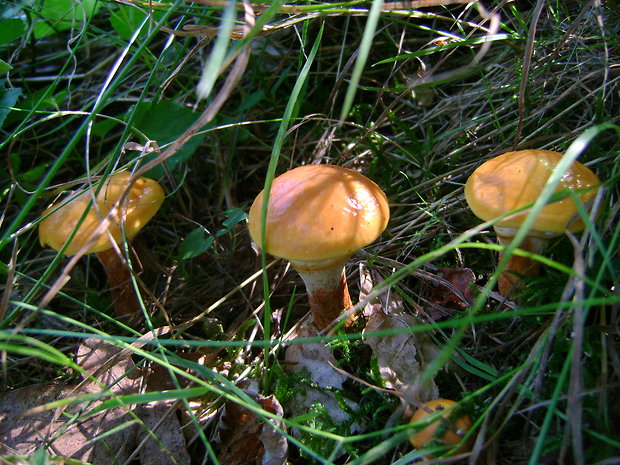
[0, 83, 21, 129]
[360, 269, 440, 401]
[109, 5, 164, 41]
[217, 387, 288, 465]
[0, 18, 25, 45]
[33, 0, 101, 39]
[179, 228, 215, 260]
[131, 100, 208, 178]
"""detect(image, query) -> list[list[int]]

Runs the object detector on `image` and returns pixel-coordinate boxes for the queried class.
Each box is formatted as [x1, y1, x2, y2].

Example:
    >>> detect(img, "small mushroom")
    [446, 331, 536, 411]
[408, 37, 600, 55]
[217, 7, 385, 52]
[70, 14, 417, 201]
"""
[465, 149, 600, 296]
[248, 164, 389, 330]
[409, 398, 472, 456]
[39, 171, 164, 320]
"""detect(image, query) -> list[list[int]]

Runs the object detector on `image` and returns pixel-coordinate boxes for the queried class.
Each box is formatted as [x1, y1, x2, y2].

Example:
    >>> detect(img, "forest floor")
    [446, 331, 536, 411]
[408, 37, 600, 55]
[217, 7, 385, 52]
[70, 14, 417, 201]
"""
[1, 1, 619, 464]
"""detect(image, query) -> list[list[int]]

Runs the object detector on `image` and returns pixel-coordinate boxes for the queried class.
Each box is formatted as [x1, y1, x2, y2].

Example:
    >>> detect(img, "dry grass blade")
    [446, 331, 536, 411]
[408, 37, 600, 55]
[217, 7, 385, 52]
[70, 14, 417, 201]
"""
[566, 232, 586, 465]
[514, 0, 546, 149]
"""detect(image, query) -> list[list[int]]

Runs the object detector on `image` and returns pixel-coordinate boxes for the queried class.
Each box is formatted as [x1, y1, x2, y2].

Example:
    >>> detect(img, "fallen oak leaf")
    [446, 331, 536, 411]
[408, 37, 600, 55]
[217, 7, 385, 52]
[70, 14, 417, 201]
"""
[285, 324, 347, 389]
[75, 335, 140, 394]
[145, 350, 223, 393]
[364, 310, 441, 402]
[0, 375, 141, 463]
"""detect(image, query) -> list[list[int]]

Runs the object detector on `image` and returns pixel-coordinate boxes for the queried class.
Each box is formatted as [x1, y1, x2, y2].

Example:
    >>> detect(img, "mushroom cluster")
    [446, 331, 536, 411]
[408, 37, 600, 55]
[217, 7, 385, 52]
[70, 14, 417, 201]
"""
[39, 171, 164, 320]
[248, 164, 389, 330]
[465, 149, 600, 296]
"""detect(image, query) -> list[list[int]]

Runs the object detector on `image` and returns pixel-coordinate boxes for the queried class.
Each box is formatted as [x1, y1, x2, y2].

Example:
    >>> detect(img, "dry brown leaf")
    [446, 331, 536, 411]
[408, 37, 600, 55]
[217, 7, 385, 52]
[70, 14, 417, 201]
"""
[0, 338, 190, 465]
[360, 269, 440, 402]
[0, 383, 132, 461]
[363, 308, 440, 401]
[75, 336, 138, 393]
[138, 402, 192, 465]
[424, 267, 477, 320]
[216, 386, 287, 465]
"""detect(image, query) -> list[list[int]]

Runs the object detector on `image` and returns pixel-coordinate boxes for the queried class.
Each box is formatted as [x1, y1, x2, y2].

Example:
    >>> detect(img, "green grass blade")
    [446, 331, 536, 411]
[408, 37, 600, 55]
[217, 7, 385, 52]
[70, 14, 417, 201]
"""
[338, 0, 384, 123]
[196, 0, 237, 100]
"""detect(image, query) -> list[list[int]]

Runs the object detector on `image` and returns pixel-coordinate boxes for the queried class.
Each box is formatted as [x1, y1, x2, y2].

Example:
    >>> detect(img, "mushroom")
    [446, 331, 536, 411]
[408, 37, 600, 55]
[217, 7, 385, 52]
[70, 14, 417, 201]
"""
[39, 171, 164, 320]
[409, 398, 472, 456]
[464, 149, 600, 296]
[248, 164, 389, 330]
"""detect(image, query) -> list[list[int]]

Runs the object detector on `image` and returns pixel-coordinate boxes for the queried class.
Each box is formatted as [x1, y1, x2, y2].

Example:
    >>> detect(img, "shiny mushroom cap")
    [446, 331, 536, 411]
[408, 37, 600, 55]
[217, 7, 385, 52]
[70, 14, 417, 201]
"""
[464, 149, 600, 234]
[39, 171, 164, 256]
[248, 164, 389, 267]
[409, 398, 472, 454]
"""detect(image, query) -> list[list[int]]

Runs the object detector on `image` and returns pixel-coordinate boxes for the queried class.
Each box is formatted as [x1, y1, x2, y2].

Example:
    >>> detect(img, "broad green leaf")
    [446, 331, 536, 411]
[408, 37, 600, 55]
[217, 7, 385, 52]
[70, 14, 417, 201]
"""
[0, 83, 21, 129]
[179, 209, 247, 260]
[8, 153, 20, 172]
[90, 116, 119, 138]
[3, 85, 67, 127]
[0, 59, 11, 74]
[109, 4, 164, 41]
[20, 162, 50, 183]
[29, 448, 49, 465]
[33, 0, 101, 39]
[0, 18, 25, 45]
[179, 228, 215, 260]
[221, 208, 248, 231]
[237, 90, 265, 112]
[131, 100, 208, 177]
[0, 3, 23, 20]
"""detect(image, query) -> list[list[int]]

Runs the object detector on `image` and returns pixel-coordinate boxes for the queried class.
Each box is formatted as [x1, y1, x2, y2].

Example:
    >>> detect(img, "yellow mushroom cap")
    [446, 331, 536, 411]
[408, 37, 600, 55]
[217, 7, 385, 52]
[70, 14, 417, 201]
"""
[248, 165, 389, 264]
[464, 150, 600, 234]
[409, 398, 472, 454]
[39, 171, 164, 256]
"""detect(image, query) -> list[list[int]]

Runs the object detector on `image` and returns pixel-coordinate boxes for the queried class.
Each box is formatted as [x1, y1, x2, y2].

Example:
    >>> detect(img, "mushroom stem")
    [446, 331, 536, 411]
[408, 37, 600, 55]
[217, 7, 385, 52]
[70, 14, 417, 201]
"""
[290, 258, 353, 330]
[494, 227, 554, 296]
[96, 248, 142, 320]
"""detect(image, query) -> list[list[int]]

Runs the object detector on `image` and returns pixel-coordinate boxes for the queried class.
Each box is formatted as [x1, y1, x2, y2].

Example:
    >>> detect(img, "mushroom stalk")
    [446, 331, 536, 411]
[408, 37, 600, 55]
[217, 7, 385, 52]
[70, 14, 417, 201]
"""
[96, 248, 142, 320]
[290, 258, 353, 330]
[494, 227, 555, 296]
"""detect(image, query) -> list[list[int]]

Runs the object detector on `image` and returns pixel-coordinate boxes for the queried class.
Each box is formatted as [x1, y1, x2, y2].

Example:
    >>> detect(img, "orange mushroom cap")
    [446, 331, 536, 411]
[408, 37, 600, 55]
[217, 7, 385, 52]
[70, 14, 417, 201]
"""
[409, 398, 472, 454]
[39, 171, 164, 256]
[248, 165, 389, 265]
[464, 150, 600, 234]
